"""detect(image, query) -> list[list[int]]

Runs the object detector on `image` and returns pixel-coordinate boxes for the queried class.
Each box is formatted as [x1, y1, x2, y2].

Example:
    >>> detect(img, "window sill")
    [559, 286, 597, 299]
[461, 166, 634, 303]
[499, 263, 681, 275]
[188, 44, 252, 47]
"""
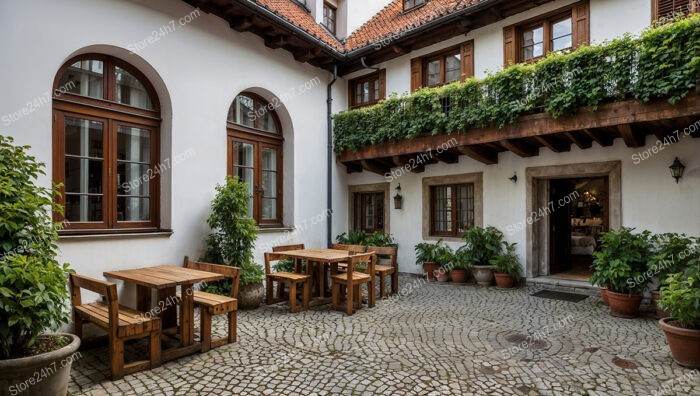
[257, 226, 295, 234]
[59, 230, 174, 241]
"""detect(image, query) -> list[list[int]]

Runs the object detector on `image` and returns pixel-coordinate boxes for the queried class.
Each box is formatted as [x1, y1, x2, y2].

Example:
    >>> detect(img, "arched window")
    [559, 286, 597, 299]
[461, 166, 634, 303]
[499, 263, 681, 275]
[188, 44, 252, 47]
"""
[227, 93, 283, 226]
[52, 54, 160, 233]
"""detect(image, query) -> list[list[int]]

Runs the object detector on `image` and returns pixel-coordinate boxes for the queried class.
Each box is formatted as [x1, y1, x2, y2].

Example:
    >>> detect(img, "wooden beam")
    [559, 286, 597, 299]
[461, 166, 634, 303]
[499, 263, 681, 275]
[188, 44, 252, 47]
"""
[617, 124, 646, 147]
[360, 160, 389, 176]
[563, 131, 592, 150]
[581, 128, 614, 147]
[457, 145, 498, 165]
[500, 139, 539, 157]
[345, 162, 363, 174]
[293, 48, 322, 63]
[391, 155, 426, 173]
[392, 45, 409, 54]
[534, 135, 571, 153]
[229, 15, 254, 32]
[436, 150, 460, 164]
[264, 35, 289, 49]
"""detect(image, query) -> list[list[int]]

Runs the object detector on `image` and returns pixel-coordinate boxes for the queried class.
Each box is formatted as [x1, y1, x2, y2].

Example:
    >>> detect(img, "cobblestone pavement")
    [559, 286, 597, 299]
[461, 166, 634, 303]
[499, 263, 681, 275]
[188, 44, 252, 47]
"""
[69, 276, 700, 396]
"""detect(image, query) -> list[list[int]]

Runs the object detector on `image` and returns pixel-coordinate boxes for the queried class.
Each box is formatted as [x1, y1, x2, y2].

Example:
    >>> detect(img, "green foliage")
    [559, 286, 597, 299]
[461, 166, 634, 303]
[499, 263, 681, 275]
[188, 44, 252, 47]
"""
[333, 15, 700, 153]
[204, 177, 262, 290]
[272, 259, 295, 273]
[658, 261, 700, 329]
[335, 230, 397, 247]
[458, 226, 505, 267]
[590, 228, 652, 294]
[490, 242, 524, 284]
[414, 239, 451, 265]
[0, 135, 71, 359]
[648, 233, 698, 288]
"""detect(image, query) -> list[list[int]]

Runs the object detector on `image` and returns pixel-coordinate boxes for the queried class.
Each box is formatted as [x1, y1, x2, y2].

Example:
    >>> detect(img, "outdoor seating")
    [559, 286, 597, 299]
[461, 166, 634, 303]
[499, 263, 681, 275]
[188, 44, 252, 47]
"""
[367, 246, 399, 298]
[331, 252, 376, 315]
[265, 244, 312, 312]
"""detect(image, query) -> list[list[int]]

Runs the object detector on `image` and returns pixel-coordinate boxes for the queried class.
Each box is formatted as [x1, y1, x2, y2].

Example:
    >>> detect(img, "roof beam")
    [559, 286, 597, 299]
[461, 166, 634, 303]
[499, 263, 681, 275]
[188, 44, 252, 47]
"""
[582, 128, 615, 147]
[265, 35, 289, 49]
[563, 131, 593, 150]
[229, 15, 254, 32]
[436, 150, 460, 164]
[361, 160, 390, 176]
[500, 139, 539, 157]
[617, 124, 646, 147]
[457, 145, 498, 165]
[391, 155, 425, 173]
[534, 135, 571, 153]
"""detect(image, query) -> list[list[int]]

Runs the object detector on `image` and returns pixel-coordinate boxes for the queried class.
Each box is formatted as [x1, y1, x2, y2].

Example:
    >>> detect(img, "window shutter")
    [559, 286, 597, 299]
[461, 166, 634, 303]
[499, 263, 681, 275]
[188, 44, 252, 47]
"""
[503, 26, 516, 67]
[410, 57, 423, 92]
[653, 1, 693, 21]
[572, 0, 590, 48]
[378, 69, 386, 100]
[348, 80, 355, 107]
[460, 40, 475, 81]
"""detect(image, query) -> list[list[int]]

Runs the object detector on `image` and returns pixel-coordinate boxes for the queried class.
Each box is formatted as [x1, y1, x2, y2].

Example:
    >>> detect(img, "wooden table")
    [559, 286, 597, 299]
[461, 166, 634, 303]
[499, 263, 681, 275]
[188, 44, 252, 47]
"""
[104, 265, 224, 361]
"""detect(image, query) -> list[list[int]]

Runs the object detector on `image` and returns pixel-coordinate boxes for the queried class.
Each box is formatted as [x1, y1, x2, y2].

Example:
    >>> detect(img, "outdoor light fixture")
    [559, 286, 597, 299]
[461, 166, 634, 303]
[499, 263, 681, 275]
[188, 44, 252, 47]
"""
[669, 157, 685, 184]
[509, 173, 518, 183]
[393, 184, 403, 209]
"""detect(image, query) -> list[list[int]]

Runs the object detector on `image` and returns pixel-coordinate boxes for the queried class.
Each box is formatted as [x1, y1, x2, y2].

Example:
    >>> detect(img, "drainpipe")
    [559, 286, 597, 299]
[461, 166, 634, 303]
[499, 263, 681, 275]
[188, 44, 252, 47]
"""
[327, 64, 338, 247]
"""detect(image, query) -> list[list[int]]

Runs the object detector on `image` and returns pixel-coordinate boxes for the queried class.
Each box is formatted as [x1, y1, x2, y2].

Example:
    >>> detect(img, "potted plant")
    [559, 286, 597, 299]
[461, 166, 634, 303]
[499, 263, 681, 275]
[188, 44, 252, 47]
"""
[461, 226, 505, 286]
[657, 262, 700, 369]
[490, 242, 524, 289]
[648, 233, 696, 318]
[435, 247, 454, 282]
[0, 136, 79, 395]
[451, 247, 472, 284]
[204, 177, 264, 309]
[591, 228, 652, 318]
[414, 239, 449, 281]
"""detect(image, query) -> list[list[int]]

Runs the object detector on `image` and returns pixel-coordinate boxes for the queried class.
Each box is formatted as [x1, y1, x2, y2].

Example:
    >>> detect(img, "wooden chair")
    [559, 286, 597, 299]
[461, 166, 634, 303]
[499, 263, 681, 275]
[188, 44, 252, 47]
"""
[183, 257, 240, 352]
[331, 252, 376, 315]
[367, 246, 399, 298]
[331, 243, 367, 271]
[265, 244, 311, 312]
[70, 274, 161, 380]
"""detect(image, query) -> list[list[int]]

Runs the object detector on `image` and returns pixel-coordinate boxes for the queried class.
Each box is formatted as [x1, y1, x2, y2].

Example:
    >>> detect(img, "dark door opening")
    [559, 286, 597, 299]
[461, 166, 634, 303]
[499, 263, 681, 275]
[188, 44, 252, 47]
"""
[548, 177, 609, 281]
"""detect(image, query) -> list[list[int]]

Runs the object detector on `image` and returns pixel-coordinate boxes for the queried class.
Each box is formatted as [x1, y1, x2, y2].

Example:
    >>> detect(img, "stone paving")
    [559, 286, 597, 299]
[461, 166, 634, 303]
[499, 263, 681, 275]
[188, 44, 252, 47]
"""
[69, 276, 700, 396]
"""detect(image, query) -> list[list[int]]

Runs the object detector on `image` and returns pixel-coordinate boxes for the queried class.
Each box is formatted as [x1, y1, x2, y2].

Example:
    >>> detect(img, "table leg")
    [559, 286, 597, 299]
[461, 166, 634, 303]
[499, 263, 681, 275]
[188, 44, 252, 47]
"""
[179, 282, 195, 346]
[317, 263, 325, 298]
[136, 285, 151, 312]
[158, 287, 177, 330]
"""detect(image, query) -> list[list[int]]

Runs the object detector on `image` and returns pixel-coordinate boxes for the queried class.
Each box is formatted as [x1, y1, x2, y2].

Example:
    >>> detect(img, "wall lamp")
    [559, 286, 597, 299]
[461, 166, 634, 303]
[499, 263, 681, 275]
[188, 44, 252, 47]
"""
[669, 157, 685, 184]
[393, 184, 403, 209]
[509, 173, 518, 183]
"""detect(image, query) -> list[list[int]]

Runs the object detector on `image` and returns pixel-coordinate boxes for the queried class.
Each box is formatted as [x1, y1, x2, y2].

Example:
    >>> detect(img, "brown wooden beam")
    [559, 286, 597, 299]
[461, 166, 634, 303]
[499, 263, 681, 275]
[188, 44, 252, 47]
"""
[534, 135, 571, 153]
[436, 150, 460, 164]
[229, 15, 254, 32]
[345, 162, 363, 173]
[563, 131, 592, 150]
[500, 139, 539, 157]
[457, 145, 498, 165]
[391, 155, 425, 173]
[360, 160, 390, 176]
[581, 128, 614, 147]
[264, 35, 289, 49]
[617, 124, 646, 147]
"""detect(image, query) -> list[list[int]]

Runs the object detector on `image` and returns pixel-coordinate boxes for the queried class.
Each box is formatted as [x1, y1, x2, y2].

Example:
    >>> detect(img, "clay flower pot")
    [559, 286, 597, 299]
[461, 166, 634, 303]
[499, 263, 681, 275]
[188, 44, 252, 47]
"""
[659, 318, 700, 369]
[494, 273, 514, 289]
[600, 287, 610, 306]
[436, 271, 449, 282]
[423, 262, 438, 281]
[606, 290, 643, 318]
[450, 269, 468, 284]
[472, 265, 494, 286]
[651, 291, 671, 319]
[239, 283, 264, 309]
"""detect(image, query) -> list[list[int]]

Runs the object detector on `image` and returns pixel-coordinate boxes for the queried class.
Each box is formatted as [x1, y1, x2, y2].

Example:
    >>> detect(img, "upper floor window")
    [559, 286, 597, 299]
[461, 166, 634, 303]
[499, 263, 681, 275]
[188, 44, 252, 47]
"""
[52, 55, 160, 233]
[404, 0, 427, 11]
[348, 70, 386, 108]
[227, 93, 283, 227]
[425, 49, 461, 87]
[653, 0, 696, 20]
[323, 2, 337, 34]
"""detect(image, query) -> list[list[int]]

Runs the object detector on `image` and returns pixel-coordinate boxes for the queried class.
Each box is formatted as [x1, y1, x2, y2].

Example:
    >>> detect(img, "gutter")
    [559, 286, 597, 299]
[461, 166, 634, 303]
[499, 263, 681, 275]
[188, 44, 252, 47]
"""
[326, 64, 338, 247]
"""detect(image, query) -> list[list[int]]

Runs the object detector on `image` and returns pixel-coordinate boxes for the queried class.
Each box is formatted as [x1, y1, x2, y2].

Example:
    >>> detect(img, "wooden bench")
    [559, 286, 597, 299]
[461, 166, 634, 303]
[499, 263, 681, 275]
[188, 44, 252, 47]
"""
[331, 252, 376, 315]
[265, 244, 311, 313]
[367, 245, 399, 298]
[69, 273, 161, 380]
[183, 257, 239, 352]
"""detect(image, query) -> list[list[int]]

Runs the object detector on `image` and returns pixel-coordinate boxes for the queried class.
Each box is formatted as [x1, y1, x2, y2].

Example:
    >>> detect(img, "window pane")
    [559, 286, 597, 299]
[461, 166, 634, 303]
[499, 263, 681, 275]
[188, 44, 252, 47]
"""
[262, 148, 277, 171]
[427, 60, 441, 86]
[234, 141, 254, 167]
[355, 84, 362, 105]
[374, 79, 380, 101]
[364, 194, 375, 230]
[376, 195, 384, 230]
[117, 162, 150, 196]
[115, 66, 154, 110]
[65, 195, 103, 222]
[256, 101, 277, 133]
[445, 54, 461, 83]
[456, 184, 475, 233]
[65, 118, 103, 158]
[552, 18, 573, 51]
[363, 82, 370, 103]
[58, 60, 103, 99]
[64, 116, 104, 223]
[117, 126, 150, 163]
[65, 158, 102, 194]
[117, 197, 150, 221]
[232, 141, 254, 217]
[234, 95, 255, 128]
[523, 26, 544, 60]
[262, 198, 276, 220]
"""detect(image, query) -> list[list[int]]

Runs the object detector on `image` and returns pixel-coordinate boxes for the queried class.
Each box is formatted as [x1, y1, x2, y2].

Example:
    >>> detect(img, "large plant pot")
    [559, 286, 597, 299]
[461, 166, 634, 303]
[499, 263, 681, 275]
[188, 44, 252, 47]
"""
[600, 287, 609, 306]
[472, 265, 494, 286]
[436, 270, 449, 282]
[239, 283, 264, 309]
[659, 318, 700, 369]
[651, 291, 670, 318]
[0, 333, 80, 396]
[494, 273, 514, 289]
[606, 290, 643, 318]
[423, 262, 438, 281]
[450, 269, 468, 284]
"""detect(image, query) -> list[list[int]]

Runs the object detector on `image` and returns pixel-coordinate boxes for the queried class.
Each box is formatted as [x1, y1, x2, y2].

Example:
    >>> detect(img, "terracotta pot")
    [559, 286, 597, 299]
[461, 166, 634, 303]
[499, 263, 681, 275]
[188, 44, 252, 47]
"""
[606, 290, 643, 318]
[651, 291, 671, 318]
[472, 265, 494, 286]
[423, 262, 437, 281]
[659, 318, 700, 369]
[601, 287, 609, 306]
[238, 283, 264, 309]
[494, 273, 514, 289]
[450, 268, 468, 284]
[436, 271, 449, 282]
[0, 333, 80, 396]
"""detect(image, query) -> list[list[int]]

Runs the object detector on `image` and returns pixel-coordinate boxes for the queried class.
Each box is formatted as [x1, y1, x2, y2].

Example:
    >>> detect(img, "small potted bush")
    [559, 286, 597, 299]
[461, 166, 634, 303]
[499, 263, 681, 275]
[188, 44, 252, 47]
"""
[648, 233, 696, 318]
[451, 247, 472, 284]
[657, 262, 700, 369]
[591, 228, 652, 318]
[461, 226, 505, 286]
[415, 239, 449, 281]
[490, 242, 524, 289]
[435, 247, 454, 282]
[204, 177, 264, 309]
[0, 136, 79, 395]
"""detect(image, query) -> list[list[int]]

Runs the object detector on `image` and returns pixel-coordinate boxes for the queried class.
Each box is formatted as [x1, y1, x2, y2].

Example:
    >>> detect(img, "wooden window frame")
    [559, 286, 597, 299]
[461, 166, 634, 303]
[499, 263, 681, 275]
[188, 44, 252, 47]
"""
[227, 92, 284, 228]
[518, 11, 573, 63]
[323, 2, 337, 35]
[429, 183, 474, 238]
[410, 40, 474, 92]
[404, 0, 428, 12]
[348, 70, 386, 109]
[353, 191, 385, 233]
[653, 0, 696, 20]
[423, 47, 462, 88]
[52, 54, 161, 235]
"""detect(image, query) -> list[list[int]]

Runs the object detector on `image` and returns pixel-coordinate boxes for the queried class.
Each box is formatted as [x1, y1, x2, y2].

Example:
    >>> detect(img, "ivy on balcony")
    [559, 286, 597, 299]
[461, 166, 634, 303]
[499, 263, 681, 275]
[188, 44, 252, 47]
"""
[333, 15, 700, 153]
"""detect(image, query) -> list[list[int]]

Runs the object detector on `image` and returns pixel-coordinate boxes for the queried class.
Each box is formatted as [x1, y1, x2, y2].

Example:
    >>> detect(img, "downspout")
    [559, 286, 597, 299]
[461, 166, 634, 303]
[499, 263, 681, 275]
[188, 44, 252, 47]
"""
[327, 64, 338, 247]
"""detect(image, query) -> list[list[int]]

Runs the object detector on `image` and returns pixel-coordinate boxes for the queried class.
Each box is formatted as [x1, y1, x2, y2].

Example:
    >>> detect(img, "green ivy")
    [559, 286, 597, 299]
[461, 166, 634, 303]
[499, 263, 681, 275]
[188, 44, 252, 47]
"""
[334, 15, 700, 153]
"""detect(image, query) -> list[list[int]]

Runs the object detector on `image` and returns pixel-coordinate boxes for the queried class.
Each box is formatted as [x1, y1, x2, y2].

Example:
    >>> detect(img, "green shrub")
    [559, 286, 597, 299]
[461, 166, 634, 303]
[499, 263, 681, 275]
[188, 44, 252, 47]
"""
[0, 135, 71, 359]
[414, 239, 451, 265]
[590, 228, 652, 294]
[459, 226, 505, 267]
[335, 230, 396, 247]
[648, 233, 698, 288]
[490, 242, 524, 285]
[658, 261, 700, 329]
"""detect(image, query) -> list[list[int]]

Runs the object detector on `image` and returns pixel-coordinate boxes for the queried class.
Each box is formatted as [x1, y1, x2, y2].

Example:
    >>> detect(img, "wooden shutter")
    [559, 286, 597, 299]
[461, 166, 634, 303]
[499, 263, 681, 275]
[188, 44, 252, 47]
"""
[460, 40, 475, 81]
[503, 25, 517, 67]
[347, 80, 355, 107]
[410, 57, 423, 92]
[378, 69, 386, 100]
[572, 0, 590, 48]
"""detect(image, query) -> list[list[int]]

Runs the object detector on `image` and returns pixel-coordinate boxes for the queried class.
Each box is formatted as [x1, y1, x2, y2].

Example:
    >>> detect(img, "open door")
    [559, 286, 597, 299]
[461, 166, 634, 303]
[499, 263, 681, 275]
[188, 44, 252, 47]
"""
[549, 179, 574, 274]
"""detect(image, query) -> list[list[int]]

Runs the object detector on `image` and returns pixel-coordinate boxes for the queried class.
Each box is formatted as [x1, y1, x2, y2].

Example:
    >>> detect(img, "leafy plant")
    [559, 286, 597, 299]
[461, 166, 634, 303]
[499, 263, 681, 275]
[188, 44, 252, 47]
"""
[658, 261, 700, 329]
[336, 230, 396, 247]
[590, 228, 652, 294]
[0, 135, 72, 359]
[460, 226, 505, 267]
[648, 233, 697, 289]
[272, 259, 295, 273]
[490, 242, 524, 284]
[204, 177, 262, 291]
[333, 15, 700, 153]
[414, 239, 451, 265]
[451, 247, 473, 271]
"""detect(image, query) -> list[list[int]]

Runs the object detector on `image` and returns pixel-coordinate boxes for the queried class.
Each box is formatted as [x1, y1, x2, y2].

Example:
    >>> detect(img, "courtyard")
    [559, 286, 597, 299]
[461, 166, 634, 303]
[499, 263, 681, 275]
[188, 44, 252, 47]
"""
[68, 276, 699, 396]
